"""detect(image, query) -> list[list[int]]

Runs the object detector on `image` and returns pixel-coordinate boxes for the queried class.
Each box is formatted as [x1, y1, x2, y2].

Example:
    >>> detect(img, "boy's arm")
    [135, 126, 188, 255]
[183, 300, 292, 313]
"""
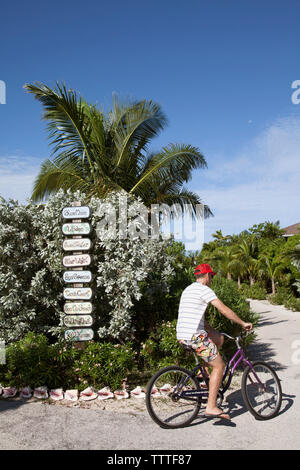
[210, 298, 252, 330]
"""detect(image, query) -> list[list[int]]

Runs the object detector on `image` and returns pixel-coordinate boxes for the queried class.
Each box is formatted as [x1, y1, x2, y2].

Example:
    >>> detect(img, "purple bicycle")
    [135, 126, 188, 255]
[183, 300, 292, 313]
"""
[146, 331, 282, 428]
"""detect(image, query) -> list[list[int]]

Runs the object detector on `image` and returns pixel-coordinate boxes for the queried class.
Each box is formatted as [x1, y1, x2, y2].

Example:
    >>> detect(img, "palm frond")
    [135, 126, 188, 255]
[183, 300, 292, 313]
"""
[30, 158, 91, 202]
[111, 96, 168, 169]
[24, 82, 95, 178]
[130, 143, 207, 194]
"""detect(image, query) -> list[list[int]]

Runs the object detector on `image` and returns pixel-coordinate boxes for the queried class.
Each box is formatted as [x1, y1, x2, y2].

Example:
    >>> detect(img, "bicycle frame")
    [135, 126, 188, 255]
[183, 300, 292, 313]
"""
[178, 335, 266, 401]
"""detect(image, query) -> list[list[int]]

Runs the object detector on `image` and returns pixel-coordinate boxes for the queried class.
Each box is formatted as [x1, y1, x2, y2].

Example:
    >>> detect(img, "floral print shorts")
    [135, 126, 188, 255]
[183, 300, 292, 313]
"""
[179, 330, 218, 363]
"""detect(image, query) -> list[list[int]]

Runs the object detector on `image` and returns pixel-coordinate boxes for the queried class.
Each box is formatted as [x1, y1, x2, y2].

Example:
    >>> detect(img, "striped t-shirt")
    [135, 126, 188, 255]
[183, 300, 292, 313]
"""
[176, 282, 218, 341]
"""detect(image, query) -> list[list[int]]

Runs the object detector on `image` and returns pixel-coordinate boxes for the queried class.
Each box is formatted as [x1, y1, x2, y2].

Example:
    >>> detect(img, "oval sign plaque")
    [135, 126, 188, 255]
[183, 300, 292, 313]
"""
[64, 328, 94, 342]
[64, 315, 93, 328]
[63, 238, 92, 251]
[63, 254, 91, 267]
[63, 287, 93, 300]
[64, 302, 93, 314]
[63, 270, 92, 283]
[62, 223, 91, 235]
[62, 206, 90, 219]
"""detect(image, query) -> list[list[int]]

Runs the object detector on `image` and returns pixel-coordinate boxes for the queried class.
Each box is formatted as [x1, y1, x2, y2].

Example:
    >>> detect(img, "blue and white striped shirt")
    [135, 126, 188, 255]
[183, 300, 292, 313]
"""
[176, 282, 218, 341]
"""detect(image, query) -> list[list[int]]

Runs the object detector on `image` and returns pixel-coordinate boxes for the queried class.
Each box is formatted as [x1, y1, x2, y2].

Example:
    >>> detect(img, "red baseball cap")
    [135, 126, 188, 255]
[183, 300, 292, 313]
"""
[194, 263, 216, 276]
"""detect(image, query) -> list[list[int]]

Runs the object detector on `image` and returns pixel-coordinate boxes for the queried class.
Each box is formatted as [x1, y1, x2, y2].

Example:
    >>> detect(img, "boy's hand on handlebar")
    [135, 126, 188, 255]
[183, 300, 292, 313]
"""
[242, 322, 252, 331]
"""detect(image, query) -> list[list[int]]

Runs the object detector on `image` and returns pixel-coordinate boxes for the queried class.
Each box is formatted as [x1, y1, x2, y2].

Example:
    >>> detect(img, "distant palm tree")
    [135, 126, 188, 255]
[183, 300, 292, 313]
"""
[211, 246, 236, 280]
[258, 255, 284, 295]
[24, 82, 212, 218]
[234, 235, 259, 285]
[212, 229, 231, 244]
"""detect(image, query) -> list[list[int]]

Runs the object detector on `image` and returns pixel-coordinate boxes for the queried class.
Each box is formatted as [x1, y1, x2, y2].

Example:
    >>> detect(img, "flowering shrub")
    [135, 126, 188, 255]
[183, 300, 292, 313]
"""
[239, 282, 267, 300]
[0, 189, 174, 343]
[0, 332, 77, 389]
[141, 320, 196, 370]
[71, 341, 136, 391]
[0, 332, 136, 390]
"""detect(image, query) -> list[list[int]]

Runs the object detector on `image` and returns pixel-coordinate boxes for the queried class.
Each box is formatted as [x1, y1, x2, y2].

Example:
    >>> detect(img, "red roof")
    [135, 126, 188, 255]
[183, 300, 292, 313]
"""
[282, 223, 300, 236]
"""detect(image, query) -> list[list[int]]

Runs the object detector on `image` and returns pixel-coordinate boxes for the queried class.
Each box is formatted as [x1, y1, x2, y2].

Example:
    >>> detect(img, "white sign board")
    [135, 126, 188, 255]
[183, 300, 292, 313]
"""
[63, 254, 91, 267]
[63, 271, 92, 283]
[64, 328, 94, 342]
[63, 287, 93, 300]
[62, 223, 91, 235]
[62, 206, 90, 219]
[63, 315, 93, 328]
[64, 302, 93, 314]
[63, 238, 92, 251]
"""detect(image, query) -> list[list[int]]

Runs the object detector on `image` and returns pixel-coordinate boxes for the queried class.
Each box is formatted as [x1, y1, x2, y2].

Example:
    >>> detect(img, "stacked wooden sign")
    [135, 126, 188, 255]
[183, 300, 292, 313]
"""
[62, 203, 94, 342]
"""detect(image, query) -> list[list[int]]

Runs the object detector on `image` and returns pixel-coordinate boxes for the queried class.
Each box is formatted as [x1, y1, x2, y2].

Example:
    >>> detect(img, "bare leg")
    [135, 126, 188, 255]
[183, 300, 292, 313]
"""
[198, 324, 224, 383]
[205, 353, 230, 420]
[204, 322, 224, 350]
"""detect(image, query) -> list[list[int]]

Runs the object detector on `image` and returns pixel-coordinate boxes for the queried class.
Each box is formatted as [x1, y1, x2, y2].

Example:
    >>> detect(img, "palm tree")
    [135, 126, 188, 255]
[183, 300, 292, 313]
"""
[234, 235, 259, 285]
[211, 229, 231, 244]
[24, 82, 212, 218]
[211, 246, 236, 280]
[258, 255, 284, 295]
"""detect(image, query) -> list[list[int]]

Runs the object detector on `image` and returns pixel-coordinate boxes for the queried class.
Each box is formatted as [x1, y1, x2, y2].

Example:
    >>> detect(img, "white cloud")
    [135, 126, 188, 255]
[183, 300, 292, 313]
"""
[198, 116, 300, 241]
[0, 155, 41, 203]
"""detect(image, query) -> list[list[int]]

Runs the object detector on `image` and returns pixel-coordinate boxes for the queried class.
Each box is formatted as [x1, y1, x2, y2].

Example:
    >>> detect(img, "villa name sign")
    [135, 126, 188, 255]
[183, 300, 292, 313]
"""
[63, 238, 92, 251]
[62, 222, 91, 236]
[64, 329, 94, 342]
[63, 254, 91, 267]
[63, 270, 92, 283]
[63, 287, 93, 300]
[62, 203, 94, 342]
[64, 301, 93, 314]
[64, 315, 93, 328]
[62, 206, 91, 219]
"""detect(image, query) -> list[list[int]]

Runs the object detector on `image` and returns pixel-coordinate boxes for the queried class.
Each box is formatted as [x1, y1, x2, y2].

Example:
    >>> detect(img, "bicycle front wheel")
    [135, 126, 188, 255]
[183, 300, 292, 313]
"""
[146, 365, 201, 429]
[241, 361, 282, 420]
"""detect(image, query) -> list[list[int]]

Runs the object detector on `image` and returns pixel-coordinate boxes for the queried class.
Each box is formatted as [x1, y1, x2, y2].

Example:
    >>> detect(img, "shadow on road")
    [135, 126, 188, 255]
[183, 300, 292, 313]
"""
[278, 392, 295, 417]
[0, 397, 35, 413]
[246, 341, 287, 372]
[258, 318, 289, 328]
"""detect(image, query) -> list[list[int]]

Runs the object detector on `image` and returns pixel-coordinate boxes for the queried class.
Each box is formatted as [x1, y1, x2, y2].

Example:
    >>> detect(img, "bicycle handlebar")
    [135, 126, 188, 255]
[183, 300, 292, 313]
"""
[220, 330, 251, 348]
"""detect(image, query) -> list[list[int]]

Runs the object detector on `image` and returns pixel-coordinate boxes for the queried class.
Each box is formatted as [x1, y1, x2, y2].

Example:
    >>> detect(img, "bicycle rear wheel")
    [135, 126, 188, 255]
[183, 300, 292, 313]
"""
[146, 365, 201, 429]
[241, 361, 282, 420]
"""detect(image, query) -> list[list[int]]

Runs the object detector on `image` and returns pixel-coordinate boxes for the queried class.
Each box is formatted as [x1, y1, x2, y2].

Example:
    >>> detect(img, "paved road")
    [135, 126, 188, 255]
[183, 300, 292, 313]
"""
[0, 300, 299, 450]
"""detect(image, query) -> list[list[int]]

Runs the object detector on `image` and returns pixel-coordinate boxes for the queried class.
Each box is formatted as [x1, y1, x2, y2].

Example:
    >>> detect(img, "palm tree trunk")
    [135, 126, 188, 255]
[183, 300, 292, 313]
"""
[250, 275, 255, 285]
[237, 276, 241, 288]
[271, 277, 276, 295]
[227, 272, 232, 280]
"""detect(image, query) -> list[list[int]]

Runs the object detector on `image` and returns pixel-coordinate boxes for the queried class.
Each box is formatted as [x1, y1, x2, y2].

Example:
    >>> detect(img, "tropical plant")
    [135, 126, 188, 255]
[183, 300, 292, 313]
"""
[258, 255, 284, 294]
[234, 235, 260, 285]
[248, 221, 284, 240]
[23, 82, 212, 219]
[0, 189, 174, 344]
[211, 229, 232, 245]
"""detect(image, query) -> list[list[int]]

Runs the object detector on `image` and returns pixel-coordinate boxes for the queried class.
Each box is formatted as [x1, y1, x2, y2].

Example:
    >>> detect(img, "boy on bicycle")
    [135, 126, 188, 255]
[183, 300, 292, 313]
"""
[176, 263, 252, 420]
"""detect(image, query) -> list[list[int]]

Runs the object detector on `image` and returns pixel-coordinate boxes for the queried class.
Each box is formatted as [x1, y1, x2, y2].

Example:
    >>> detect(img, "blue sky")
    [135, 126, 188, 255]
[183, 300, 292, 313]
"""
[0, 0, 299, 243]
